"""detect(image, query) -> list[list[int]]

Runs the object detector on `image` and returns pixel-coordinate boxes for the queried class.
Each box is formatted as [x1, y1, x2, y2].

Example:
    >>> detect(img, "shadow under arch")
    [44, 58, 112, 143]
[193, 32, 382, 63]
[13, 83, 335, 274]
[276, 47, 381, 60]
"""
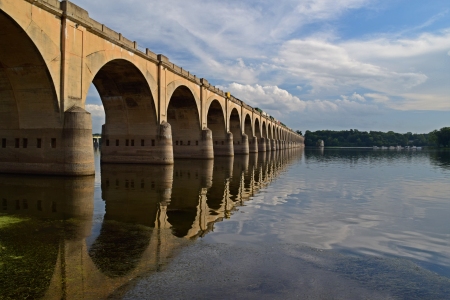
[255, 117, 266, 153]
[255, 118, 261, 139]
[0, 10, 60, 130]
[92, 59, 161, 163]
[0, 10, 68, 174]
[167, 86, 207, 159]
[246, 114, 259, 154]
[207, 99, 232, 156]
[230, 108, 248, 154]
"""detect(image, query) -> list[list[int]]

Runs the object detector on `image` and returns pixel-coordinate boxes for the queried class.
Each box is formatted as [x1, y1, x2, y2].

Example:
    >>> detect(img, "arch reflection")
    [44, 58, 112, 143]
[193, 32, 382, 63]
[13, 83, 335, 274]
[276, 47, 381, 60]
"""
[0, 149, 303, 299]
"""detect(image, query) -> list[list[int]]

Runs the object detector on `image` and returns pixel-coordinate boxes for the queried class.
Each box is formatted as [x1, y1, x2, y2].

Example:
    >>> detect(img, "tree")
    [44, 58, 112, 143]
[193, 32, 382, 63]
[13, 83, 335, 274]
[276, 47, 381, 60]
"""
[432, 127, 450, 147]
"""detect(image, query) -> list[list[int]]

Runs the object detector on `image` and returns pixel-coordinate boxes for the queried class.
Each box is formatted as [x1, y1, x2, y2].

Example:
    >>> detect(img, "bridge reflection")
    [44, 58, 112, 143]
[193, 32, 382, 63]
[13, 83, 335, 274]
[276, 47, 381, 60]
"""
[0, 149, 302, 299]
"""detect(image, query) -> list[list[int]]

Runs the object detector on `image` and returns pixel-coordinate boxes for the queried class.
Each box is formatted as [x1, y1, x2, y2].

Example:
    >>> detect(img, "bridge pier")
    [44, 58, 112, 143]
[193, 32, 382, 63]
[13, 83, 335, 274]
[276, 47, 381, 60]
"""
[0, 0, 304, 176]
[272, 139, 277, 151]
[234, 133, 249, 155]
[101, 121, 174, 165]
[258, 137, 266, 152]
[249, 136, 258, 153]
[0, 106, 95, 176]
[213, 132, 234, 156]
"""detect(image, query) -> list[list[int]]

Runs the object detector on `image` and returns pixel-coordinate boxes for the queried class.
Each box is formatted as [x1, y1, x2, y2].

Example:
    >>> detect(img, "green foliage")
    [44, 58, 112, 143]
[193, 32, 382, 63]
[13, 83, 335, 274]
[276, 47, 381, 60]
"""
[0, 217, 61, 300]
[304, 129, 435, 147]
[429, 127, 450, 147]
[296, 130, 303, 136]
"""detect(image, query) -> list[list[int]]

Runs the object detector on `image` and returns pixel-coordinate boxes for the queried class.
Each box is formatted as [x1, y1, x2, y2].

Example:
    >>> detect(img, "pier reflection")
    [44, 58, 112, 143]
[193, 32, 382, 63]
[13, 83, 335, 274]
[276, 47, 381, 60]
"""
[0, 149, 302, 299]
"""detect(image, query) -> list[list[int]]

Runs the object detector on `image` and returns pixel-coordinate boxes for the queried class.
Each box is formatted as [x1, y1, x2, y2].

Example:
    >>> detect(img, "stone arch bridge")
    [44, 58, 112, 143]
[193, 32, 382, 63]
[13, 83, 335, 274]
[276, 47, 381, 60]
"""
[0, 0, 304, 176]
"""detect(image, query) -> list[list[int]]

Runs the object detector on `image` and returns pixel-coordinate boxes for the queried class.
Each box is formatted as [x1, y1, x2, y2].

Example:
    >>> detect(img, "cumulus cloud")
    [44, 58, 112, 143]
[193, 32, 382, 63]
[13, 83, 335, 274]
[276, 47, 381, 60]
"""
[222, 83, 306, 112]
[85, 104, 105, 133]
[388, 94, 450, 111]
[364, 93, 389, 103]
[275, 38, 428, 95]
[221, 83, 379, 121]
[76, 0, 450, 132]
[341, 93, 366, 102]
[85, 104, 104, 117]
[343, 31, 450, 59]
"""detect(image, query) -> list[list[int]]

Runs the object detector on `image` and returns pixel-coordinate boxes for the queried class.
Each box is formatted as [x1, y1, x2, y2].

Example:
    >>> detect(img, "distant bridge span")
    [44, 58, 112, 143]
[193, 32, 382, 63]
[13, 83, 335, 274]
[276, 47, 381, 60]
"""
[0, 0, 304, 175]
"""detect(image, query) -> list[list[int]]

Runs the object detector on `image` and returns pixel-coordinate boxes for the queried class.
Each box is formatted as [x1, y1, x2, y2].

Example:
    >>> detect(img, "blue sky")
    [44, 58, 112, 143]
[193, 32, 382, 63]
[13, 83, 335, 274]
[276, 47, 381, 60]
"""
[81, 0, 450, 134]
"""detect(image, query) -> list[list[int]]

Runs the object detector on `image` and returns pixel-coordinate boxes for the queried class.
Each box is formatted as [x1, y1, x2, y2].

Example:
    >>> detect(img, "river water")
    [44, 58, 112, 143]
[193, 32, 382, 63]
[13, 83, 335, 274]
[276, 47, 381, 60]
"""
[1, 149, 449, 299]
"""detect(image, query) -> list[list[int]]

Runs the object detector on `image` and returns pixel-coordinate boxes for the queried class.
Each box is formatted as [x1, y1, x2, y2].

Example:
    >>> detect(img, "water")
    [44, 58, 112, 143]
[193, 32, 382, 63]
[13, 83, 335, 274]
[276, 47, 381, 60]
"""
[1, 149, 449, 299]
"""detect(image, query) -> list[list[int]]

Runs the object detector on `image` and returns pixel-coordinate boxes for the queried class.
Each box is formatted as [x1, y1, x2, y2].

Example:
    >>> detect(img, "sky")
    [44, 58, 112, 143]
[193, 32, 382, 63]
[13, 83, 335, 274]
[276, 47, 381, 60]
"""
[80, 0, 450, 134]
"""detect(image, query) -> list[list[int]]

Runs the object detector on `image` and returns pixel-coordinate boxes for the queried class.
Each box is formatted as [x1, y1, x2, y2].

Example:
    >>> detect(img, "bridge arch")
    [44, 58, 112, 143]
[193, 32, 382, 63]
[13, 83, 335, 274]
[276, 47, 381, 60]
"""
[229, 108, 242, 143]
[0, 10, 60, 130]
[89, 58, 166, 164]
[229, 108, 249, 154]
[262, 121, 268, 139]
[207, 99, 229, 155]
[167, 85, 202, 158]
[244, 114, 253, 138]
[83, 54, 158, 112]
[91, 59, 158, 134]
[255, 118, 262, 139]
[166, 80, 201, 122]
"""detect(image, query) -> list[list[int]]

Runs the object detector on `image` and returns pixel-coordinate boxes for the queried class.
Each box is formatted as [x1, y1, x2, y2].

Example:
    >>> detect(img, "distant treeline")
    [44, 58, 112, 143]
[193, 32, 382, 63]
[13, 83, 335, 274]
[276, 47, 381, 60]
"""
[301, 127, 450, 147]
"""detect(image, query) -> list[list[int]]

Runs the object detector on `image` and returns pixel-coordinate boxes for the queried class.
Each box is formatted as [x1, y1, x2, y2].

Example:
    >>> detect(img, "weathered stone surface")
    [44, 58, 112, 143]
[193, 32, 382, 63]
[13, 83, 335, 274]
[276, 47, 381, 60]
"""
[0, 0, 304, 175]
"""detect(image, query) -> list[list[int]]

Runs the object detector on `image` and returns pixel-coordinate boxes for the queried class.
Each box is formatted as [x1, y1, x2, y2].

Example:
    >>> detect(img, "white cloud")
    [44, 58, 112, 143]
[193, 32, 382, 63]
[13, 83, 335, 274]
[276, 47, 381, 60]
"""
[221, 83, 379, 121]
[364, 93, 389, 103]
[344, 30, 450, 59]
[388, 94, 450, 111]
[351, 92, 366, 102]
[85, 104, 105, 133]
[275, 38, 428, 95]
[341, 92, 366, 102]
[85, 104, 105, 117]
[75, 0, 450, 131]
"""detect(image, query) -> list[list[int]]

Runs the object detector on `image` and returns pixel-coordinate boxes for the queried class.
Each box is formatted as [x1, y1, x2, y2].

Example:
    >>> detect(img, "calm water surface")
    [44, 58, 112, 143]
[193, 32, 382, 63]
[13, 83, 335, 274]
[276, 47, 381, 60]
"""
[1, 149, 449, 299]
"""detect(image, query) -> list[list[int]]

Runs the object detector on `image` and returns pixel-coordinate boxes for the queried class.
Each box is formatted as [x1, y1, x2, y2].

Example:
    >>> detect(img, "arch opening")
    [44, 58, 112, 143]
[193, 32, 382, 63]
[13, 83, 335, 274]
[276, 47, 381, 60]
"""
[0, 11, 64, 173]
[255, 119, 261, 139]
[0, 11, 59, 131]
[229, 109, 241, 145]
[262, 121, 268, 138]
[244, 115, 253, 138]
[167, 86, 202, 158]
[89, 59, 160, 163]
[207, 100, 229, 156]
